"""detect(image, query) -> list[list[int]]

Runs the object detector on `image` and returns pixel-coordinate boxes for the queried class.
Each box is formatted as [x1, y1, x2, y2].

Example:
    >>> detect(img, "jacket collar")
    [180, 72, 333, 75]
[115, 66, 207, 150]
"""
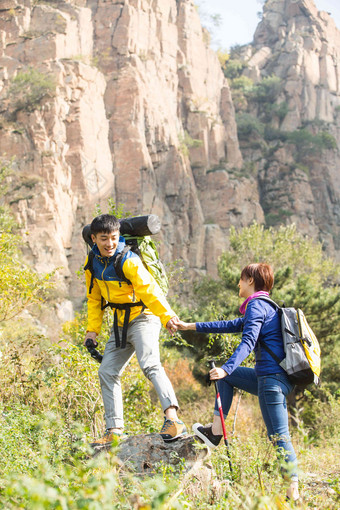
[239, 291, 269, 315]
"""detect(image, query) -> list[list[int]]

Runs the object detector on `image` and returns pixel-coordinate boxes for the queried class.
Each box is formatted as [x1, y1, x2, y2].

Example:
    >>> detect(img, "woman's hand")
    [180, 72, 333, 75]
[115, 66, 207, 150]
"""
[209, 367, 227, 380]
[174, 319, 196, 331]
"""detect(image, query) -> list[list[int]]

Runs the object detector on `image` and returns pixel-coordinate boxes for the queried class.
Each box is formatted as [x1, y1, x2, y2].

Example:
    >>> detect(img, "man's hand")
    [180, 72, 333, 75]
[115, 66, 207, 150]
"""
[209, 367, 227, 380]
[84, 331, 98, 347]
[166, 316, 179, 335]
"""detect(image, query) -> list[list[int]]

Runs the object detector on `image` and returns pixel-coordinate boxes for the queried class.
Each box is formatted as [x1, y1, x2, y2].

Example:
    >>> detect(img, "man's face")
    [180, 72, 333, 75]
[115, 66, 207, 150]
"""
[91, 230, 120, 258]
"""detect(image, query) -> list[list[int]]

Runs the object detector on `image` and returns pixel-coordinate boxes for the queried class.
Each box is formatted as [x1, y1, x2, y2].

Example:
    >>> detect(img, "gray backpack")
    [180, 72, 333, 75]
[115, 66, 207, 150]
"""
[257, 297, 321, 387]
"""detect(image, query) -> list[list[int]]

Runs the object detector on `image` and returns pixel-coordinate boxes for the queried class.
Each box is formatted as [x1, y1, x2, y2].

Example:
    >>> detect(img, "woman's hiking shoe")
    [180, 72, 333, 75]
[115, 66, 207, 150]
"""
[160, 418, 187, 442]
[192, 423, 222, 449]
[90, 429, 127, 447]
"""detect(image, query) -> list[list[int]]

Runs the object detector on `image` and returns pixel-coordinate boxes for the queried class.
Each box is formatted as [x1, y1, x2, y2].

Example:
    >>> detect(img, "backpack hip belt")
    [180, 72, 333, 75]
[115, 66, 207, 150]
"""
[101, 298, 146, 349]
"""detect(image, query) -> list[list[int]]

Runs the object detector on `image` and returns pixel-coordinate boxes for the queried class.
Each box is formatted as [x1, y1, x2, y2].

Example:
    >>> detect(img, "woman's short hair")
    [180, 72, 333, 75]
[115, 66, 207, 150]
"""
[240, 263, 274, 292]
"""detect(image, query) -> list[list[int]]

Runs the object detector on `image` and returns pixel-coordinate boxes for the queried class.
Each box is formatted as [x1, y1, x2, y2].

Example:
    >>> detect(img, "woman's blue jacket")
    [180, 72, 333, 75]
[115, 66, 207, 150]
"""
[196, 298, 286, 376]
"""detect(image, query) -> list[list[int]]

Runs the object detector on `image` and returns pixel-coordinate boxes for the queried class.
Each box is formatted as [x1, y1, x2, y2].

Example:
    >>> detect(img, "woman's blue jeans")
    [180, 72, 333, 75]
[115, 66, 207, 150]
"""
[214, 367, 298, 480]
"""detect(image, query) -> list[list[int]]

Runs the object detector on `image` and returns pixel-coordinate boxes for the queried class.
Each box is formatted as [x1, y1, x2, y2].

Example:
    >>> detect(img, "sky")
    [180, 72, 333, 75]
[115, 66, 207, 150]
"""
[198, 0, 340, 50]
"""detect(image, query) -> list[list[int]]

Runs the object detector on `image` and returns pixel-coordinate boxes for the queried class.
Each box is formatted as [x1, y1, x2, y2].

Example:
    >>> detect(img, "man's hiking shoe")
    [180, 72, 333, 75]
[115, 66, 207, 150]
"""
[160, 418, 187, 442]
[192, 423, 222, 449]
[90, 429, 127, 448]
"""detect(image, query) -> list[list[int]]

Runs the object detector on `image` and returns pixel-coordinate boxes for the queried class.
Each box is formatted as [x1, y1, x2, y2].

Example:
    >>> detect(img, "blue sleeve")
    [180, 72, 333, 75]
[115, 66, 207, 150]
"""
[221, 300, 266, 375]
[196, 317, 244, 334]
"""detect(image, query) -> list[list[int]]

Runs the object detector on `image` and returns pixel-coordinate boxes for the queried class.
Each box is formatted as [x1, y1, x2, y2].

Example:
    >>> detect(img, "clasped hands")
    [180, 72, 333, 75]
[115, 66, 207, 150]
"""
[165, 316, 193, 335]
[165, 316, 227, 380]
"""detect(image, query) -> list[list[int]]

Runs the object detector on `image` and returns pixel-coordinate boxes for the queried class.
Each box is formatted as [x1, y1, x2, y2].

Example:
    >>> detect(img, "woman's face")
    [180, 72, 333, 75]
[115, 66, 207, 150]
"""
[238, 277, 255, 299]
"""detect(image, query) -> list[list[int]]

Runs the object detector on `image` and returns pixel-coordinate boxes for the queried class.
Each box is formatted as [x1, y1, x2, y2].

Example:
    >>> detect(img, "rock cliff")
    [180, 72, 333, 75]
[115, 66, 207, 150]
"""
[1, 0, 340, 319]
[0, 0, 256, 316]
[236, 0, 340, 255]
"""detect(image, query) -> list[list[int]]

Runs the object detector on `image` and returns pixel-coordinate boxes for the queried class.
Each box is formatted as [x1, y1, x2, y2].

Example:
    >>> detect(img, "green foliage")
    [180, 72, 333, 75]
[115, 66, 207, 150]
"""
[264, 208, 293, 226]
[301, 388, 340, 441]
[317, 130, 337, 150]
[7, 67, 56, 118]
[285, 128, 338, 159]
[176, 223, 340, 399]
[231, 76, 254, 93]
[0, 407, 176, 510]
[93, 198, 132, 220]
[223, 49, 247, 80]
[250, 75, 282, 103]
[236, 112, 265, 140]
[0, 160, 54, 322]
[178, 130, 203, 157]
[216, 48, 229, 69]
[224, 58, 247, 80]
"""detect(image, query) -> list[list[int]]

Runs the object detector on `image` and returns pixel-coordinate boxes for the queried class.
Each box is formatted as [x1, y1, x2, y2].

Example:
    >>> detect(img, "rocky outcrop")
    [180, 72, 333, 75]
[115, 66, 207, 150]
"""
[93, 434, 223, 503]
[0, 0, 261, 315]
[1, 0, 340, 320]
[93, 433, 208, 471]
[241, 0, 340, 254]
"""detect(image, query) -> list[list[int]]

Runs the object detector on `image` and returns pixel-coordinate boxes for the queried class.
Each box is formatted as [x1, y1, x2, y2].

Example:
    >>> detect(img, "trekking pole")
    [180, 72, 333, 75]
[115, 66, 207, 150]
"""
[85, 338, 103, 363]
[209, 360, 233, 474]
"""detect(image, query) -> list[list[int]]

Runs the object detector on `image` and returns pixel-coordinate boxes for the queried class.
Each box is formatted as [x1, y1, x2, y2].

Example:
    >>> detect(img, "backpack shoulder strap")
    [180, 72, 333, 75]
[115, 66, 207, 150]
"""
[114, 245, 131, 283]
[255, 296, 281, 309]
[84, 251, 95, 294]
[255, 296, 283, 364]
[258, 339, 282, 364]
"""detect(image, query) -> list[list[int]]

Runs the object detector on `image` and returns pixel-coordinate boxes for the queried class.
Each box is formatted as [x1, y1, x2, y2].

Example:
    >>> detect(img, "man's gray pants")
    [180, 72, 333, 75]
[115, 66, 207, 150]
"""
[98, 313, 179, 429]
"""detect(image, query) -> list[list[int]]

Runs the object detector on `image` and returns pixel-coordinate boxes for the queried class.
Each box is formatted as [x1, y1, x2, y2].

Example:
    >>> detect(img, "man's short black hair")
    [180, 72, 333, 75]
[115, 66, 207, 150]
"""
[90, 214, 120, 235]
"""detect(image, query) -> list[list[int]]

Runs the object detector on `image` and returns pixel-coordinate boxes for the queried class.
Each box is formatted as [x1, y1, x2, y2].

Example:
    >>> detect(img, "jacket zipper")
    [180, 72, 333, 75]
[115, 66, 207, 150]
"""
[100, 255, 134, 303]
[101, 259, 112, 302]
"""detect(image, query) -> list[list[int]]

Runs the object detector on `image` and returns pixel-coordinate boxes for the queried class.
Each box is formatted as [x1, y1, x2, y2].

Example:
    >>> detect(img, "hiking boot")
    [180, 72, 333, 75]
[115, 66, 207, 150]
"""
[160, 418, 187, 442]
[192, 423, 222, 449]
[90, 429, 127, 448]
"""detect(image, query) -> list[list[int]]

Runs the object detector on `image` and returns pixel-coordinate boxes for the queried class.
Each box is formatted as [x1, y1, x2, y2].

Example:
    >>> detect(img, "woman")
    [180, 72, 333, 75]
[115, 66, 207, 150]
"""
[176, 263, 299, 502]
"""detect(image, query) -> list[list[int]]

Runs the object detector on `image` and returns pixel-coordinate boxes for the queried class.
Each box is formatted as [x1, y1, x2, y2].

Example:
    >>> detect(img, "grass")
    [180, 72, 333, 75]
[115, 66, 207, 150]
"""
[0, 335, 338, 509]
[162, 360, 340, 508]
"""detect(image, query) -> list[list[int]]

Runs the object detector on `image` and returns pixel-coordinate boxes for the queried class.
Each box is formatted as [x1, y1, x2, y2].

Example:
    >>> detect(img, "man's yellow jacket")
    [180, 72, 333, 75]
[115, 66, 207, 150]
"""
[85, 238, 176, 334]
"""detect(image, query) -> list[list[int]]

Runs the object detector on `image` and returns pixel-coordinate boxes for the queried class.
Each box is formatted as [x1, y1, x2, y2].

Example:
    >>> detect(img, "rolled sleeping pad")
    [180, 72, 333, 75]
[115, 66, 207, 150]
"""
[82, 214, 161, 248]
[119, 214, 161, 237]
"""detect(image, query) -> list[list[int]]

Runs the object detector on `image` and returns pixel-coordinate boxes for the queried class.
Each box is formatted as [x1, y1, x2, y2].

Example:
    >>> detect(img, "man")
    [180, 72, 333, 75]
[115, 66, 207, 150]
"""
[84, 214, 186, 445]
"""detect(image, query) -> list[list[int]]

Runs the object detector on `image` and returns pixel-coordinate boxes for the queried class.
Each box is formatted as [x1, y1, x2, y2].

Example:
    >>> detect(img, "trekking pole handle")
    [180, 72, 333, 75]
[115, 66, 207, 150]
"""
[85, 338, 103, 363]
[209, 360, 216, 370]
[85, 338, 96, 349]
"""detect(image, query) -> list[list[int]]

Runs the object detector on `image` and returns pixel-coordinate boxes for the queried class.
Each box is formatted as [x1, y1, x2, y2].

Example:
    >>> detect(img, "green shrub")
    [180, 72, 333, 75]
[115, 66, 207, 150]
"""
[177, 223, 340, 395]
[285, 128, 337, 159]
[0, 404, 79, 476]
[251, 75, 282, 103]
[236, 113, 265, 140]
[223, 58, 246, 80]
[178, 130, 203, 157]
[8, 68, 56, 117]
[318, 131, 337, 150]
[231, 75, 254, 93]
[265, 209, 293, 227]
